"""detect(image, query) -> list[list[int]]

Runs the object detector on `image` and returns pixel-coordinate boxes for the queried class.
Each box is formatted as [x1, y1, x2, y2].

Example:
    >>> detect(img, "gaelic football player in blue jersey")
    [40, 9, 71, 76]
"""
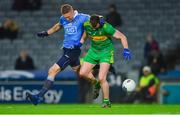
[26, 4, 100, 105]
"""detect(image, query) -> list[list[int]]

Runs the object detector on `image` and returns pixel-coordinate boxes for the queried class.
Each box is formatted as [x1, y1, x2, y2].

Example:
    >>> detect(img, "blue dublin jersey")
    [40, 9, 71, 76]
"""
[59, 11, 89, 49]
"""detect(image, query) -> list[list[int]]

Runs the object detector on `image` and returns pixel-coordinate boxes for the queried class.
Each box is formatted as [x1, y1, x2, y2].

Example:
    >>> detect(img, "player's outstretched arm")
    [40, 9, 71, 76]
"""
[37, 22, 62, 38]
[113, 30, 131, 60]
[47, 22, 62, 35]
[75, 32, 87, 47]
[113, 30, 128, 49]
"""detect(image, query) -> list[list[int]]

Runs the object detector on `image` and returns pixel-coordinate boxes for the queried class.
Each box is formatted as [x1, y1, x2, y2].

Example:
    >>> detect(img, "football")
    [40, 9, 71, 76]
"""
[122, 79, 136, 92]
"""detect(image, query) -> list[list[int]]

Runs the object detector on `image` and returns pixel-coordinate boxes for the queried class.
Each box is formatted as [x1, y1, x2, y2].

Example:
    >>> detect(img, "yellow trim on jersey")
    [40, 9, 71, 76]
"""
[91, 36, 108, 41]
[110, 50, 114, 64]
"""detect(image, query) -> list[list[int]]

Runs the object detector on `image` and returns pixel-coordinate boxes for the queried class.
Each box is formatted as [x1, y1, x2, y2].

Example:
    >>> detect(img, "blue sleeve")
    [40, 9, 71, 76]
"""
[59, 16, 63, 25]
[81, 14, 90, 22]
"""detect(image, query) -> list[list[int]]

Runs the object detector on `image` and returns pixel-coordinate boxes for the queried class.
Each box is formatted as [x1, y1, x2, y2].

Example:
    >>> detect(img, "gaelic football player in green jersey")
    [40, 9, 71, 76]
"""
[79, 15, 131, 108]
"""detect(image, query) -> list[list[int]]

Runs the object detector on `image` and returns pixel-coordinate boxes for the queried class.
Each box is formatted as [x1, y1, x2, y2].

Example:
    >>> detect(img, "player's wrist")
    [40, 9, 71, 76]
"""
[37, 31, 49, 38]
[124, 48, 129, 51]
[44, 31, 49, 36]
[79, 42, 82, 46]
[123, 48, 130, 53]
[76, 42, 82, 48]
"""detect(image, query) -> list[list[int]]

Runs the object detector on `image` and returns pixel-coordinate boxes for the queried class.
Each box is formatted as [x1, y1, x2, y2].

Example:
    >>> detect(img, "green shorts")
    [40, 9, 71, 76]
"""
[84, 48, 114, 64]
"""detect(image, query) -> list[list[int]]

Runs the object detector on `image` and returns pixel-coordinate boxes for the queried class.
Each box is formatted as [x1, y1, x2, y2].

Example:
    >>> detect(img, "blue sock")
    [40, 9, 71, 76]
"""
[38, 76, 54, 97]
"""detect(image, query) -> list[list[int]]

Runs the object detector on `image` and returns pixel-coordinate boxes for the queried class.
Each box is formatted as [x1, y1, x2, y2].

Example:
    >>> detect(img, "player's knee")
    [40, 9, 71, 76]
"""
[98, 76, 106, 83]
[79, 69, 87, 78]
[72, 65, 80, 73]
[48, 67, 56, 76]
[48, 64, 61, 76]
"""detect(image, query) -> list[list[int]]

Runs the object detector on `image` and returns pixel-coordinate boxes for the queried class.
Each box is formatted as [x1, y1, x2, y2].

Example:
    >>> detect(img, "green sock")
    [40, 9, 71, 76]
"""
[95, 80, 100, 89]
[103, 99, 110, 104]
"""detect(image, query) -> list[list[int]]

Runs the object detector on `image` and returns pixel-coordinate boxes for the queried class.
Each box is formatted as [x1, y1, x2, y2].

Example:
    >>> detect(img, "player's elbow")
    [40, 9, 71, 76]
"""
[114, 30, 127, 40]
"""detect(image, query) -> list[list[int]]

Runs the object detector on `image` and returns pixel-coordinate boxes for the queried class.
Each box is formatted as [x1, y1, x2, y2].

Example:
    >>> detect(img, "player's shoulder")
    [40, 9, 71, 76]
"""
[78, 13, 90, 18]
[83, 20, 91, 26]
[103, 22, 115, 30]
[103, 22, 116, 34]
[103, 22, 113, 28]
[59, 15, 66, 24]
[77, 13, 90, 21]
[60, 15, 68, 21]
[59, 15, 64, 20]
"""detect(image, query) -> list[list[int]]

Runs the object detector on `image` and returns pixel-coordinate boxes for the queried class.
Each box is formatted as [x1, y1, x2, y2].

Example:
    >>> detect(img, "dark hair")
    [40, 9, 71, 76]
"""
[90, 15, 100, 28]
[109, 4, 117, 10]
[61, 4, 73, 14]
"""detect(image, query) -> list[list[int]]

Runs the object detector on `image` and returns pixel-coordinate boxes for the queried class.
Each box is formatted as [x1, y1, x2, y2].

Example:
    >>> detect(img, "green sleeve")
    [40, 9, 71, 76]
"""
[83, 21, 92, 36]
[83, 21, 90, 30]
[103, 23, 116, 35]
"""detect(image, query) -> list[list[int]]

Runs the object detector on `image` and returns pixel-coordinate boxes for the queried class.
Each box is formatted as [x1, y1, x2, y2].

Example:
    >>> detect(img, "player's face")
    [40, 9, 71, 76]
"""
[143, 70, 150, 76]
[92, 23, 100, 29]
[63, 10, 74, 21]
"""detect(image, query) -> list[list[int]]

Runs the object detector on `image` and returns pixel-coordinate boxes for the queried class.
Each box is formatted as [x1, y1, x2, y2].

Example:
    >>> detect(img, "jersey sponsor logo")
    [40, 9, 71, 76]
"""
[110, 50, 114, 63]
[65, 26, 77, 34]
[92, 36, 108, 41]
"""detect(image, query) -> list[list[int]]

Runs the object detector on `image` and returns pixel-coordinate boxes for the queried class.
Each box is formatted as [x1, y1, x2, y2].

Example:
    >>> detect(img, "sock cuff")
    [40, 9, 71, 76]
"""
[47, 76, 54, 81]
[103, 99, 109, 102]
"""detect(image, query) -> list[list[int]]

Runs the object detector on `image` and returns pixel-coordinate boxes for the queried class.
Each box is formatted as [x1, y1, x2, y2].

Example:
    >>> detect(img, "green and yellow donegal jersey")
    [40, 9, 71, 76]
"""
[83, 21, 116, 51]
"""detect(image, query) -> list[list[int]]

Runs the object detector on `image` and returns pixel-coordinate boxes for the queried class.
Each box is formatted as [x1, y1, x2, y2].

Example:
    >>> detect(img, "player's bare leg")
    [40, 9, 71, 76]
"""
[79, 62, 101, 99]
[38, 63, 61, 96]
[98, 63, 111, 108]
[73, 64, 97, 84]
[26, 63, 61, 105]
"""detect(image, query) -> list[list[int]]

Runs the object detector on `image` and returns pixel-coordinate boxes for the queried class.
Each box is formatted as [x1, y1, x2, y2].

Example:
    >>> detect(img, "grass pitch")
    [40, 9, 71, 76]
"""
[0, 104, 180, 114]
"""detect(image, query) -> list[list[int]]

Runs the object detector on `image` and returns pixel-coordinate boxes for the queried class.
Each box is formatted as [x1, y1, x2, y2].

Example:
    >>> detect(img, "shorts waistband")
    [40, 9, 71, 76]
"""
[63, 46, 80, 50]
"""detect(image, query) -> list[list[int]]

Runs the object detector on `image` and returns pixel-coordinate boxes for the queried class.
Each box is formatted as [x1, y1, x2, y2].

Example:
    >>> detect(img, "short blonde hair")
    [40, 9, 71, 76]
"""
[60, 4, 73, 14]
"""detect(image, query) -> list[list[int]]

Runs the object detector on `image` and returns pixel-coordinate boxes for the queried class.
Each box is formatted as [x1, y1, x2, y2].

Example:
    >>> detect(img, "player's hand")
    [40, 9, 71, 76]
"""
[74, 42, 82, 48]
[37, 31, 48, 38]
[77, 42, 82, 47]
[123, 48, 131, 60]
